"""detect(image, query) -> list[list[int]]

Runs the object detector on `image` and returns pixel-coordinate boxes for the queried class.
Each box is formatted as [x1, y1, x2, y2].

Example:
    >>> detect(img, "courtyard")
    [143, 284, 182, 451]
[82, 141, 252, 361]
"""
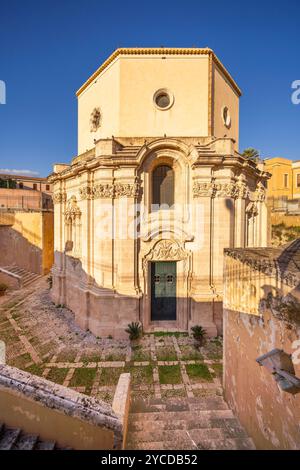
[0, 278, 223, 405]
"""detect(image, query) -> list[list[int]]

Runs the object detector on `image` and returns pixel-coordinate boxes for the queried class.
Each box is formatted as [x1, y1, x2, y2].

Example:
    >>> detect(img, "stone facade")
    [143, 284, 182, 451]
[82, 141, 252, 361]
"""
[49, 48, 269, 339]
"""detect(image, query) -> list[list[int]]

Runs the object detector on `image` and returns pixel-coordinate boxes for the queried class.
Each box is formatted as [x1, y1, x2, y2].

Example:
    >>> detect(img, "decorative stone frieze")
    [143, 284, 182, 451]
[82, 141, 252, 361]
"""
[53, 191, 67, 204]
[79, 182, 140, 199]
[193, 181, 249, 199]
[254, 181, 266, 202]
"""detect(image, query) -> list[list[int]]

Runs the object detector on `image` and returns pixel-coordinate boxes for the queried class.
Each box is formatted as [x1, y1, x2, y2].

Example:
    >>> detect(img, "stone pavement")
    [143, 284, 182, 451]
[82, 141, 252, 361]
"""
[0, 277, 224, 404]
[0, 277, 254, 450]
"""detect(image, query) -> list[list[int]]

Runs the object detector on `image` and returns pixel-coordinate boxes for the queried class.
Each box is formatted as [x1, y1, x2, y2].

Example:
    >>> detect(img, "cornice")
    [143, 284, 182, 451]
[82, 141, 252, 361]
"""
[76, 48, 242, 98]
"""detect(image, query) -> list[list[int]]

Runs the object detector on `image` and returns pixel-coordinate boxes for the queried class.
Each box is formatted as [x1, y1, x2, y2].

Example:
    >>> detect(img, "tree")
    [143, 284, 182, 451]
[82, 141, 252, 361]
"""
[242, 147, 260, 161]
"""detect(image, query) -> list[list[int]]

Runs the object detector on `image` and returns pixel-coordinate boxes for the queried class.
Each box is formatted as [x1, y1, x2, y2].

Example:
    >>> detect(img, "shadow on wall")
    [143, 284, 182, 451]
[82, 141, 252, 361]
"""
[0, 212, 54, 275]
[223, 240, 300, 450]
[52, 246, 223, 339]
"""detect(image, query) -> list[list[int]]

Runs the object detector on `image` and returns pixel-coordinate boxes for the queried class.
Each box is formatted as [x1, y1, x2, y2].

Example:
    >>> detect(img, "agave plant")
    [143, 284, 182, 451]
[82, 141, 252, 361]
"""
[191, 325, 207, 347]
[125, 322, 143, 342]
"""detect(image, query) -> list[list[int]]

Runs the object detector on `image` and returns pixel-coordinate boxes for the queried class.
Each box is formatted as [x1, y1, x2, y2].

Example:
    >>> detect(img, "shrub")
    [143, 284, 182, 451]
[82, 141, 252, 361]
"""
[125, 322, 143, 341]
[0, 283, 8, 296]
[191, 325, 207, 346]
[47, 275, 53, 289]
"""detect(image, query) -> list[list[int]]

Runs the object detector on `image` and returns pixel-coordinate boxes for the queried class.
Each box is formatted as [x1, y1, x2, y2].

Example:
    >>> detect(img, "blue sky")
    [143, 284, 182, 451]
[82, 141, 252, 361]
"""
[0, 0, 299, 177]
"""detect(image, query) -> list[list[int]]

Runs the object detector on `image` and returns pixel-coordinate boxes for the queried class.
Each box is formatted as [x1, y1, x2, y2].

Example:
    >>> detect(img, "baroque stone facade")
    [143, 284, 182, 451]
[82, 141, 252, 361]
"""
[49, 48, 269, 338]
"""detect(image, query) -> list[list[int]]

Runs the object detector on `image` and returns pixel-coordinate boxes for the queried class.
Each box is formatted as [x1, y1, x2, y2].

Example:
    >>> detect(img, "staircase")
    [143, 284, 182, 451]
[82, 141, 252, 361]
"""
[126, 396, 255, 450]
[1, 265, 41, 288]
[0, 423, 69, 450]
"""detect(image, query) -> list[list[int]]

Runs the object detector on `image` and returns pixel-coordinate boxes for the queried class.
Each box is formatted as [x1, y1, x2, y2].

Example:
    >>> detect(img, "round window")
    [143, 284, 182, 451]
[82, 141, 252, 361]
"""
[153, 89, 174, 110]
[222, 106, 231, 128]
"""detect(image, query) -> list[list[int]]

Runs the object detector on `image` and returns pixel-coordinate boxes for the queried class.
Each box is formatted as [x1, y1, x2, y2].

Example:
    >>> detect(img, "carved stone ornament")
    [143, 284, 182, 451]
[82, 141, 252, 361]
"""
[255, 181, 266, 202]
[90, 107, 101, 132]
[64, 196, 81, 222]
[53, 191, 67, 204]
[145, 239, 188, 263]
[79, 182, 140, 199]
[246, 201, 258, 218]
[193, 180, 249, 199]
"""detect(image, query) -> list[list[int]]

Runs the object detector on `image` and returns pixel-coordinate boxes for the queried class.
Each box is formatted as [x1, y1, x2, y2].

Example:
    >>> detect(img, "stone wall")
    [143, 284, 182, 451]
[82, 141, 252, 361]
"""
[0, 211, 54, 274]
[223, 242, 300, 449]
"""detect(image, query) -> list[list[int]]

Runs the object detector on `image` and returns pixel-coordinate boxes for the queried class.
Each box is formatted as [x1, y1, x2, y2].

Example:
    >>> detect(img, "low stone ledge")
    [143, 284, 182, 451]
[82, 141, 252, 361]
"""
[0, 364, 123, 449]
[112, 373, 131, 448]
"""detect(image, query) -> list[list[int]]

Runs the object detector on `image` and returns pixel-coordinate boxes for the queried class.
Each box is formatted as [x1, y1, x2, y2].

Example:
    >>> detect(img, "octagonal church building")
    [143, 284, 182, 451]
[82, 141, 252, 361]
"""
[49, 47, 269, 339]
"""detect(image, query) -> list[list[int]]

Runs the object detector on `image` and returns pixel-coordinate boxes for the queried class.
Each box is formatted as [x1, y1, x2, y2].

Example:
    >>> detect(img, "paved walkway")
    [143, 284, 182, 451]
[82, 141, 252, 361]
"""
[0, 277, 224, 404]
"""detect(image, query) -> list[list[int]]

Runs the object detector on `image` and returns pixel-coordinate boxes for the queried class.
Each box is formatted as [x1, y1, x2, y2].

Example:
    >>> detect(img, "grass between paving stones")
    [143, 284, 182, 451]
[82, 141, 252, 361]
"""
[186, 363, 213, 382]
[153, 331, 188, 338]
[25, 364, 44, 377]
[98, 367, 124, 386]
[210, 363, 223, 379]
[158, 365, 182, 384]
[55, 349, 78, 363]
[104, 351, 126, 361]
[0, 327, 18, 343]
[131, 345, 151, 362]
[81, 353, 102, 365]
[179, 345, 204, 361]
[47, 367, 69, 385]
[156, 346, 178, 361]
[161, 389, 187, 399]
[9, 352, 32, 369]
[69, 367, 97, 394]
[125, 365, 153, 386]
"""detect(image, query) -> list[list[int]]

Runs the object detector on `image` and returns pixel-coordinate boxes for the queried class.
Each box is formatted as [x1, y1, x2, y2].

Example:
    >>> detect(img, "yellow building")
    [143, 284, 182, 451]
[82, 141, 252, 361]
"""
[265, 157, 300, 200]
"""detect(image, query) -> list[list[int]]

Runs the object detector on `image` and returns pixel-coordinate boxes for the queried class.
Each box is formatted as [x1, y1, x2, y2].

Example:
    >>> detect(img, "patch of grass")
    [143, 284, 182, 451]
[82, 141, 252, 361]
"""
[95, 390, 115, 404]
[25, 364, 44, 377]
[186, 363, 213, 382]
[0, 328, 18, 343]
[81, 353, 102, 365]
[161, 388, 186, 399]
[153, 331, 188, 338]
[156, 346, 178, 361]
[99, 367, 124, 386]
[211, 363, 223, 379]
[131, 345, 151, 362]
[158, 365, 182, 384]
[10, 352, 32, 369]
[70, 368, 97, 394]
[125, 365, 153, 386]
[47, 367, 69, 385]
[104, 351, 126, 361]
[56, 349, 77, 363]
[179, 345, 204, 361]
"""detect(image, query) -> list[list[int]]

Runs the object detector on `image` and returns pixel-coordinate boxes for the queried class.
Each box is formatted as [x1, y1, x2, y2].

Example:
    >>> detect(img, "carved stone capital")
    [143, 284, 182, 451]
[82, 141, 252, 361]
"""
[53, 191, 67, 204]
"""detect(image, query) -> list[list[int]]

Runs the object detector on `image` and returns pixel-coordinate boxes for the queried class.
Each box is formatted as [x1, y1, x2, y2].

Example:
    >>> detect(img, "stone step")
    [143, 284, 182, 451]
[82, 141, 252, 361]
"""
[12, 433, 38, 450]
[0, 426, 21, 450]
[35, 440, 56, 450]
[130, 396, 228, 413]
[129, 409, 235, 424]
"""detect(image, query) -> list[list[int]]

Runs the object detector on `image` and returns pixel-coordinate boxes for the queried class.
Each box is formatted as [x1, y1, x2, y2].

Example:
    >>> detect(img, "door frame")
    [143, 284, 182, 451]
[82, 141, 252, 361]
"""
[150, 260, 177, 322]
[141, 239, 192, 332]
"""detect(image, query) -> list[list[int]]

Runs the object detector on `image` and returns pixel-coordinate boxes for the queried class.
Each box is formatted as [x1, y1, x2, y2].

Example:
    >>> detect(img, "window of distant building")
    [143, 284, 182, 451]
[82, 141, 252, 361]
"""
[19, 182, 23, 189]
[33, 183, 37, 190]
[297, 174, 300, 188]
[283, 173, 289, 188]
[46, 184, 50, 191]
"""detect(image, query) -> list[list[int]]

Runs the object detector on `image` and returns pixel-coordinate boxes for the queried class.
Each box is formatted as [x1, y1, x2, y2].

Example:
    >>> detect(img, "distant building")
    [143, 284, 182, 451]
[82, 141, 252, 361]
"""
[265, 157, 300, 201]
[0, 174, 53, 211]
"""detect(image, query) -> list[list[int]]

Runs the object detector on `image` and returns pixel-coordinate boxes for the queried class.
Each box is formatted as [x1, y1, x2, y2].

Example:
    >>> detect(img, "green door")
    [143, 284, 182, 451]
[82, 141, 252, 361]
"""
[151, 261, 176, 321]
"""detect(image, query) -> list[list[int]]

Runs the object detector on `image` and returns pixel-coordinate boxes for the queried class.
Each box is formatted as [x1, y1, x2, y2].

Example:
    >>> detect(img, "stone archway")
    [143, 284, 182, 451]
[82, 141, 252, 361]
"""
[141, 239, 192, 331]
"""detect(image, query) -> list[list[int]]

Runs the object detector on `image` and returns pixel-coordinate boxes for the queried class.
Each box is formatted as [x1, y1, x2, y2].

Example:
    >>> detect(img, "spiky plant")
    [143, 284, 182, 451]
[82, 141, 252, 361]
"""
[191, 325, 207, 346]
[125, 322, 143, 341]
